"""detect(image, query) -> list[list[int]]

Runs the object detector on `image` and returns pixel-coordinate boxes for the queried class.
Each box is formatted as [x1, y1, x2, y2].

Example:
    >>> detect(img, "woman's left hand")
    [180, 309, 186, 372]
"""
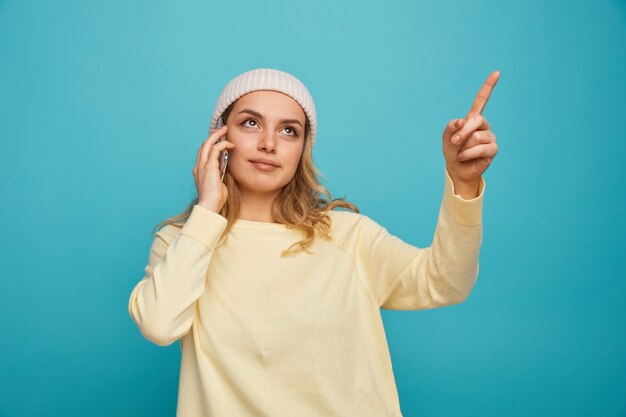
[442, 71, 500, 197]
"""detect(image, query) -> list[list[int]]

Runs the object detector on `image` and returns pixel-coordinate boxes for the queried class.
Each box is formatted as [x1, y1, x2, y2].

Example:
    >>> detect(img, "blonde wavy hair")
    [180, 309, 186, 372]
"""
[151, 103, 359, 256]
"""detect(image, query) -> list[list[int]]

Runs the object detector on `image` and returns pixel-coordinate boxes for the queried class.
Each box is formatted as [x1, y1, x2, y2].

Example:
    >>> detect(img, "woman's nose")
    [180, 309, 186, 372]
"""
[257, 130, 276, 153]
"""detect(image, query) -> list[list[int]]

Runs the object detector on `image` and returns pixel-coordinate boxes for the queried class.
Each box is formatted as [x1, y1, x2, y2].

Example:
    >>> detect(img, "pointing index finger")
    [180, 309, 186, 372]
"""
[466, 70, 500, 120]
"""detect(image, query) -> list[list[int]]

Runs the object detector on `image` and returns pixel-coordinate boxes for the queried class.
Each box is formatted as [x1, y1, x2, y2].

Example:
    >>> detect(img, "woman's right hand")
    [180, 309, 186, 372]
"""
[192, 125, 235, 213]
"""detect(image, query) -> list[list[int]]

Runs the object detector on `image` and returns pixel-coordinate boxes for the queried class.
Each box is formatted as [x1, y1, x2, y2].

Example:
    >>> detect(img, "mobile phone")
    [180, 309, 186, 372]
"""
[215, 116, 229, 182]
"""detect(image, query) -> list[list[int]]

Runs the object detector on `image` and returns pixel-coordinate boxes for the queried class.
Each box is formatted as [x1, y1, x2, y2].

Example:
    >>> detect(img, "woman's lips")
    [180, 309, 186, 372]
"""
[250, 160, 279, 171]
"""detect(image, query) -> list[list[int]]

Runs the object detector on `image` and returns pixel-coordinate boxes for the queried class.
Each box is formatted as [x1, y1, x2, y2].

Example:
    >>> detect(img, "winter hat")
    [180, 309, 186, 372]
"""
[208, 68, 318, 147]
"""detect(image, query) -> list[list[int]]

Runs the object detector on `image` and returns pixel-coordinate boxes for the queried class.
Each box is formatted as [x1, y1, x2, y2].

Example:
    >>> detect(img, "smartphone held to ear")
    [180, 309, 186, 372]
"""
[215, 116, 229, 182]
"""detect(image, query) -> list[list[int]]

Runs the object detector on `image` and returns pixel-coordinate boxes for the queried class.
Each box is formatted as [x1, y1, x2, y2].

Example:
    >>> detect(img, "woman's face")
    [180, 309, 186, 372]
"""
[224, 90, 307, 198]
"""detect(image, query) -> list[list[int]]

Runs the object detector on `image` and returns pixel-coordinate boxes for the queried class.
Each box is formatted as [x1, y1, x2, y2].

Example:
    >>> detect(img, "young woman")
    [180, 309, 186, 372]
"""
[128, 68, 499, 416]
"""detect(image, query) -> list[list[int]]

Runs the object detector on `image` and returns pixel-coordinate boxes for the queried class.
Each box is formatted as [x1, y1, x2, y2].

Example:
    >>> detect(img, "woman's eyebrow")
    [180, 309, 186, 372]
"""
[236, 108, 303, 127]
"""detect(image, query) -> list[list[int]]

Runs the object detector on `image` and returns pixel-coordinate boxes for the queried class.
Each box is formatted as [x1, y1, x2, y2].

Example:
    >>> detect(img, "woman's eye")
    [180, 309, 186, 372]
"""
[283, 126, 298, 136]
[242, 119, 258, 127]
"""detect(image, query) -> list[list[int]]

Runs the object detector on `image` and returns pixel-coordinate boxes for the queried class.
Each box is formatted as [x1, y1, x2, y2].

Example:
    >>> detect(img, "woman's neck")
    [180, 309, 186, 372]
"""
[237, 190, 280, 223]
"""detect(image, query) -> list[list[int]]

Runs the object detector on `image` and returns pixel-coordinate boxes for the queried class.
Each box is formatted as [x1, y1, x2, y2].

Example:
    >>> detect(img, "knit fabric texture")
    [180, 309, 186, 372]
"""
[208, 68, 318, 146]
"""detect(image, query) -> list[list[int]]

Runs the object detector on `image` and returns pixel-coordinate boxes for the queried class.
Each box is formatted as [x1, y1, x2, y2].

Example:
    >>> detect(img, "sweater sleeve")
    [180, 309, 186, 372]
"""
[128, 205, 228, 346]
[356, 168, 485, 310]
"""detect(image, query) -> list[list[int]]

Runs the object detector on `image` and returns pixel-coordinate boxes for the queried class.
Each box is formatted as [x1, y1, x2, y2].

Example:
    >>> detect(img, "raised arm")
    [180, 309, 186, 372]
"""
[351, 167, 484, 310]
[379, 168, 484, 309]
[352, 72, 500, 309]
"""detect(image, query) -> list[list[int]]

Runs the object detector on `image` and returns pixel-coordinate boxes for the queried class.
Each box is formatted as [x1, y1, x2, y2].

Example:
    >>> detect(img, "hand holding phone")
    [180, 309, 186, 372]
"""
[215, 116, 229, 182]
[193, 118, 233, 213]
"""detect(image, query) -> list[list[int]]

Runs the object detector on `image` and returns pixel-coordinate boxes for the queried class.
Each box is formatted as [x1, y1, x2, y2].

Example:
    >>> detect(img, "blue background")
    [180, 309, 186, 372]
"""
[1, 0, 625, 416]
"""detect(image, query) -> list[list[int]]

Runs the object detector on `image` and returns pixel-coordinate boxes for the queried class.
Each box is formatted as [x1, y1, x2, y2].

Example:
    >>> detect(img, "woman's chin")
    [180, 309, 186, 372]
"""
[235, 180, 287, 197]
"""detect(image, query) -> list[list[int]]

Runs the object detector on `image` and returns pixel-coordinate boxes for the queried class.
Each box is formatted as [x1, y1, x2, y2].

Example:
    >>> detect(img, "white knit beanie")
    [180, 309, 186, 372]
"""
[208, 68, 318, 147]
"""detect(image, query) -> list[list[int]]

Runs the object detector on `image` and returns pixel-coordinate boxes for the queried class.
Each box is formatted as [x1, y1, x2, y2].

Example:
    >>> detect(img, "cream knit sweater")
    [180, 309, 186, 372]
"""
[129, 167, 485, 417]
